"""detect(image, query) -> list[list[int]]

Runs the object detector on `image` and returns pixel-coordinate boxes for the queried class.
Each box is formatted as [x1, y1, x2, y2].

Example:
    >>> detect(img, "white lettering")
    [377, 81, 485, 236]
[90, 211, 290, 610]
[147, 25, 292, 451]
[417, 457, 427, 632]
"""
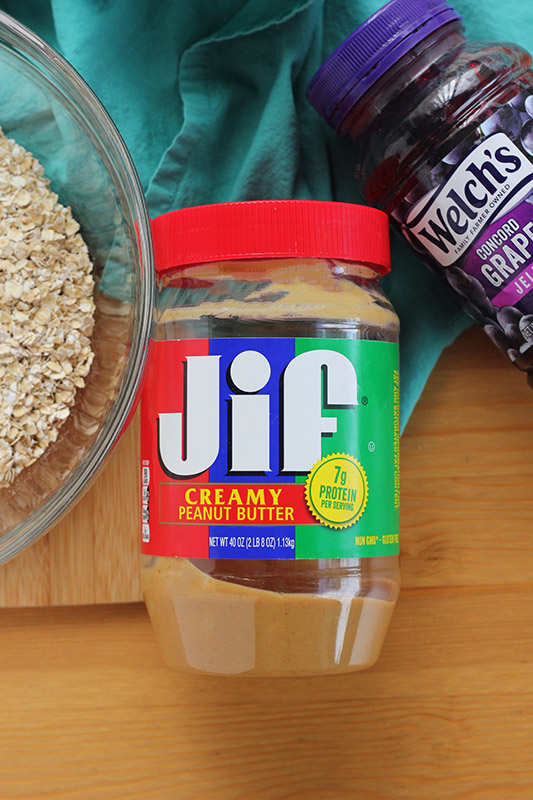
[282, 350, 357, 472]
[406, 134, 533, 266]
[229, 350, 271, 472]
[158, 355, 220, 477]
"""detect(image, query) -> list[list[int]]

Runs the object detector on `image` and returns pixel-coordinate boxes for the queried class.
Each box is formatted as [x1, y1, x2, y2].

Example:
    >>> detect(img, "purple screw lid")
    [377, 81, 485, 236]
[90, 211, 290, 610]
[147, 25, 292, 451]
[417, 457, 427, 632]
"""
[307, 0, 462, 132]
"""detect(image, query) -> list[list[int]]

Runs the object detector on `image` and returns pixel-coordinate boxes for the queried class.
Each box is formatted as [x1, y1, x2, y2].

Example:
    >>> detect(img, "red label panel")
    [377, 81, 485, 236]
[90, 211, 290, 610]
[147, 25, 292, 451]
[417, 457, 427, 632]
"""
[159, 483, 315, 527]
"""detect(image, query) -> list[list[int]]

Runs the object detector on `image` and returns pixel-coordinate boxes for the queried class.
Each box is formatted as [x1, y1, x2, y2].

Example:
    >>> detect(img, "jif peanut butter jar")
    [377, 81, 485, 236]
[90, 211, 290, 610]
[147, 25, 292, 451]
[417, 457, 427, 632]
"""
[140, 200, 400, 677]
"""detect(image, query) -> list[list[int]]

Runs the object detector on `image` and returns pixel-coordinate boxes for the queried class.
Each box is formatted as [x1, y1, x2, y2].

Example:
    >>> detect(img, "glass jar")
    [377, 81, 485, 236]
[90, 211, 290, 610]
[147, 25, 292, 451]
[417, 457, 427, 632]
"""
[140, 200, 400, 677]
[0, 11, 153, 562]
[308, 0, 533, 382]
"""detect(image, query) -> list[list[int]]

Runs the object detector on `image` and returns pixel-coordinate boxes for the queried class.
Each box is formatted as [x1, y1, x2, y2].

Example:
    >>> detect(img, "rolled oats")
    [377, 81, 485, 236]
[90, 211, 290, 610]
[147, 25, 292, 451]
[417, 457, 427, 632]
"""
[0, 129, 95, 488]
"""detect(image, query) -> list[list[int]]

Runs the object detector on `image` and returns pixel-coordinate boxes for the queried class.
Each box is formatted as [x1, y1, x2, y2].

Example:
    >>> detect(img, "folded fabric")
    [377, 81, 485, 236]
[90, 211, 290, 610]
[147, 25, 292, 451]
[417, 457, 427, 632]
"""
[3, 0, 514, 428]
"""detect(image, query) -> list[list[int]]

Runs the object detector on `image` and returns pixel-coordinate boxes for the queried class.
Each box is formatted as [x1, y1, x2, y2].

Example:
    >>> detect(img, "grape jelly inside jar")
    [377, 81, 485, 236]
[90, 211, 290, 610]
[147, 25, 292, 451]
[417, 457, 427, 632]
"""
[308, 0, 533, 380]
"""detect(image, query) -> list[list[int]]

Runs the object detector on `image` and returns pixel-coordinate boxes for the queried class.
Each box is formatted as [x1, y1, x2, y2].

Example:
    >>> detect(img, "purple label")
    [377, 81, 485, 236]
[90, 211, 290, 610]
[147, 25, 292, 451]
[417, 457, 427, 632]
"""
[398, 88, 533, 370]
[464, 199, 533, 311]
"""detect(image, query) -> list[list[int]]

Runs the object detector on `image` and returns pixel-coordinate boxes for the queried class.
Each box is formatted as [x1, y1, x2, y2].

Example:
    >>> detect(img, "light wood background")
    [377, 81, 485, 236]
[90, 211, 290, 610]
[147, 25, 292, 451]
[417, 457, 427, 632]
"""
[0, 404, 141, 607]
[0, 326, 532, 799]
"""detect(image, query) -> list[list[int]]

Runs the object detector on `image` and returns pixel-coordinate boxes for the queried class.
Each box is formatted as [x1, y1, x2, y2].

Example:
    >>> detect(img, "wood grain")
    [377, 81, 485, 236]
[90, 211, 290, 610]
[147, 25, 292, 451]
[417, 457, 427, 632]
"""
[0, 588, 532, 800]
[402, 329, 533, 591]
[0, 408, 141, 607]
[0, 325, 532, 798]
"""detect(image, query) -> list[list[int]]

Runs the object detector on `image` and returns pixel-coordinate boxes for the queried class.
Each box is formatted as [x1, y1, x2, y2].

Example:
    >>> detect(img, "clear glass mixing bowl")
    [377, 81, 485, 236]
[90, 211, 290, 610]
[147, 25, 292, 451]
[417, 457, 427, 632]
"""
[0, 12, 153, 561]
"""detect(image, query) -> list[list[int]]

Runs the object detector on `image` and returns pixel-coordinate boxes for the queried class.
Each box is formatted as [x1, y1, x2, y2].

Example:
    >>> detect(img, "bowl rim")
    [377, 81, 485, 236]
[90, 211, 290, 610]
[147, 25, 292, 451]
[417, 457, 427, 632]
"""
[0, 10, 154, 562]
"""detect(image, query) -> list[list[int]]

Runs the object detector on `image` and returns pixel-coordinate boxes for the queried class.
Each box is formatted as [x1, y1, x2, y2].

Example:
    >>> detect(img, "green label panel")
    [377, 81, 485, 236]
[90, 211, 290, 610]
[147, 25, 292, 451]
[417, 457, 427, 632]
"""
[294, 339, 400, 559]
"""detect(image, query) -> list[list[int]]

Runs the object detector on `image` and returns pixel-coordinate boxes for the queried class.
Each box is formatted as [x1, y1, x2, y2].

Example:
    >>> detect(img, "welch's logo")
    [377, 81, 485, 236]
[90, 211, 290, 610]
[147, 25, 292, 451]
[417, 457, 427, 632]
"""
[406, 133, 533, 267]
[157, 349, 357, 478]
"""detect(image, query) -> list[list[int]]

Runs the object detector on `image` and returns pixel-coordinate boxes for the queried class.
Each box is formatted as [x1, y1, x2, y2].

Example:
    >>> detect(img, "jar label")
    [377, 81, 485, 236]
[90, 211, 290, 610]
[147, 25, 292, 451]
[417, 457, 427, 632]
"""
[406, 132, 533, 267]
[401, 91, 533, 368]
[140, 337, 399, 559]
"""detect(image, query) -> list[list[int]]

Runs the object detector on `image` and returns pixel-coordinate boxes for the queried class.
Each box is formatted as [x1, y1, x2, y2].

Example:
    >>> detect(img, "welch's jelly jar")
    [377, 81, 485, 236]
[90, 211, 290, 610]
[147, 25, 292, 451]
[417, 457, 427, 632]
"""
[140, 200, 400, 677]
[308, 0, 533, 381]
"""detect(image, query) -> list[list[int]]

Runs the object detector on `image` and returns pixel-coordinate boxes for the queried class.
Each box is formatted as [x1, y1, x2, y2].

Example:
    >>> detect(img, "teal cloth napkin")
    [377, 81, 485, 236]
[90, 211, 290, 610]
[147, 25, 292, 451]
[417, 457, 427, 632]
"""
[3, 0, 511, 429]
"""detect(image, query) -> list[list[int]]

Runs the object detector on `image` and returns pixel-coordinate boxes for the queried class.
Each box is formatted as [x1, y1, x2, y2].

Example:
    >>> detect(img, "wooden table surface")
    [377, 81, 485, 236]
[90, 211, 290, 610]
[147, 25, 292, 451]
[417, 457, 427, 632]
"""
[1, 326, 533, 800]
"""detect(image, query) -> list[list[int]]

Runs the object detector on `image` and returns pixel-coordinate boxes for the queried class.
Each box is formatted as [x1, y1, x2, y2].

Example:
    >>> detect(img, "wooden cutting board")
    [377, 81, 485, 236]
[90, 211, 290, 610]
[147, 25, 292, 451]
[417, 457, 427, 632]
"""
[0, 412, 141, 607]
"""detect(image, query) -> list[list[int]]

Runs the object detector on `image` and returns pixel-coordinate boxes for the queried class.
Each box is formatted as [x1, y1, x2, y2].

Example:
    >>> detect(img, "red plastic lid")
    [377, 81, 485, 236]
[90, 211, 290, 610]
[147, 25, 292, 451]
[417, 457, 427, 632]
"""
[150, 200, 390, 275]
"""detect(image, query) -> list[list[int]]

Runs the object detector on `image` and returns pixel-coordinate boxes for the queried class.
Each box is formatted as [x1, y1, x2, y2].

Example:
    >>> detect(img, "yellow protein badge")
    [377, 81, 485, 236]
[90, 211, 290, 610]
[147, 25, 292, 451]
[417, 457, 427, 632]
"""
[305, 453, 368, 529]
